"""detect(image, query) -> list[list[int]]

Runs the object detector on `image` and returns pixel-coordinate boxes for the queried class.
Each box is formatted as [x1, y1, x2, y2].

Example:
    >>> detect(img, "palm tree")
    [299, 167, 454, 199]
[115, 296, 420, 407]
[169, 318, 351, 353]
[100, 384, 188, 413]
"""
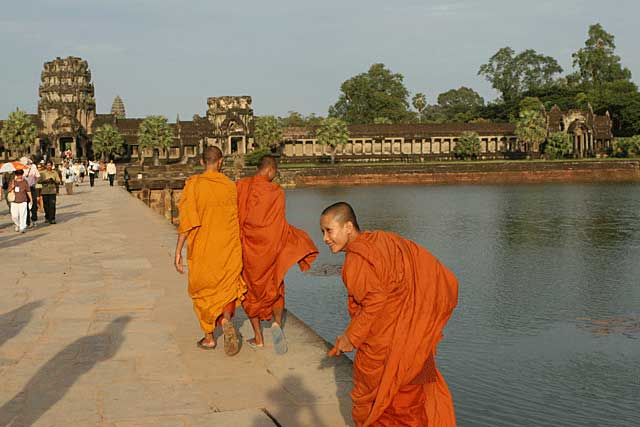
[0, 109, 38, 158]
[137, 116, 173, 166]
[515, 109, 547, 154]
[316, 118, 349, 164]
[92, 125, 124, 161]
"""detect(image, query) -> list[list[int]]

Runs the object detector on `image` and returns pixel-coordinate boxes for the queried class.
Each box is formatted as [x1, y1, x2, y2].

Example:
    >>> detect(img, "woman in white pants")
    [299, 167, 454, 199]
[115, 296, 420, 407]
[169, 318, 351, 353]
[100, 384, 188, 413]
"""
[9, 169, 33, 233]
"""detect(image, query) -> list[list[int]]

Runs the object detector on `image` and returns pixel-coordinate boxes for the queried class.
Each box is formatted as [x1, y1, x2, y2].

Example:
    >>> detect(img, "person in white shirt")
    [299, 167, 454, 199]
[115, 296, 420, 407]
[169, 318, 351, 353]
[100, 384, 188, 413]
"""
[22, 157, 40, 227]
[106, 160, 117, 187]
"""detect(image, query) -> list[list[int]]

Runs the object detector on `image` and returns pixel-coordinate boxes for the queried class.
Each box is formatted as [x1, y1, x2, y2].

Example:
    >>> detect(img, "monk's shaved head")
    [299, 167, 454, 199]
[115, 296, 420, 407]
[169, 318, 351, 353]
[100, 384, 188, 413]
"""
[203, 146, 223, 165]
[321, 202, 360, 232]
[257, 155, 277, 172]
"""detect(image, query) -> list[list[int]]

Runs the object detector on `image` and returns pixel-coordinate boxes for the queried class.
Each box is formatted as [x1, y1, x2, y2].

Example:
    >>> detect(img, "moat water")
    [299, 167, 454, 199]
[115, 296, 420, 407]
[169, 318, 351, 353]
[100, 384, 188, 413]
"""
[284, 183, 640, 427]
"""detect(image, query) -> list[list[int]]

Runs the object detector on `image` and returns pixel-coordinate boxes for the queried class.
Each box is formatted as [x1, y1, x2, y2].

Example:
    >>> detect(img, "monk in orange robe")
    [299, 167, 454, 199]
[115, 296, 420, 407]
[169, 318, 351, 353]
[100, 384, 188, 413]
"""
[322, 202, 458, 427]
[174, 146, 246, 356]
[236, 155, 318, 354]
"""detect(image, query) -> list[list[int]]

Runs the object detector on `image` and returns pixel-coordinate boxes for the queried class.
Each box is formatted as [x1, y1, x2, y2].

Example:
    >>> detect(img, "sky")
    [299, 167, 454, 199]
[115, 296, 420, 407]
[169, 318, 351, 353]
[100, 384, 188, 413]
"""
[2, 0, 639, 119]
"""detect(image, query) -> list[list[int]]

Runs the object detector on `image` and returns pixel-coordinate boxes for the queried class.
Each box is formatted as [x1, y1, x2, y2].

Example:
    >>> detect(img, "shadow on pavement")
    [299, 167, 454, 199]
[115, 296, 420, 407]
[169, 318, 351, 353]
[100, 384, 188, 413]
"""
[55, 209, 100, 223]
[0, 301, 43, 348]
[319, 352, 354, 426]
[0, 232, 47, 250]
[0, 316, 131, 427]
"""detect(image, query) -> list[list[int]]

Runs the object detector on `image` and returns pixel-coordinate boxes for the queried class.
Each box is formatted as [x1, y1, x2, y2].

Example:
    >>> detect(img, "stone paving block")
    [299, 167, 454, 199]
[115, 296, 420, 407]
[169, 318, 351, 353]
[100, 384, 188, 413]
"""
[101, 381, 211, 419]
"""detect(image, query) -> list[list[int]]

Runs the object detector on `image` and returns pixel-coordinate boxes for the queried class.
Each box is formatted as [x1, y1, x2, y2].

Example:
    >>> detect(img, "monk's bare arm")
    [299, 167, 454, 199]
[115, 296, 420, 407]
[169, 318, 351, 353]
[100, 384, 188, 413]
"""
[174, 232, 188, 274]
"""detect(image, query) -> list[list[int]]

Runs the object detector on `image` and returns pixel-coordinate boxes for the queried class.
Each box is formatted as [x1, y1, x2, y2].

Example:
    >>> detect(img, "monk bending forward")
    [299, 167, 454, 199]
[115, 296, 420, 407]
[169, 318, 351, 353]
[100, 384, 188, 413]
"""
[237, 156, 318, 354]
[174, 146, 246, 356]
[321, 202, 458, 427]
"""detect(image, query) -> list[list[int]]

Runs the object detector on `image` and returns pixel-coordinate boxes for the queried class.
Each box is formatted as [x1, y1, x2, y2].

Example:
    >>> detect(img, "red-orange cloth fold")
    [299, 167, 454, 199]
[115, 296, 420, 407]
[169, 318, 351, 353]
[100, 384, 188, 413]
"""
[343, 231, 458, 427]
[237, 175, 318, 320]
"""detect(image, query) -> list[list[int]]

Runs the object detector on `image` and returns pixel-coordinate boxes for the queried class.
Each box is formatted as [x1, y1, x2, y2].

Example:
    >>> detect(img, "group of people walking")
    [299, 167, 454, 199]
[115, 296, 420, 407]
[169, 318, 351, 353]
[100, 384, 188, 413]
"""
[174, 146, 459, 426]
[1, 156, 118, 233]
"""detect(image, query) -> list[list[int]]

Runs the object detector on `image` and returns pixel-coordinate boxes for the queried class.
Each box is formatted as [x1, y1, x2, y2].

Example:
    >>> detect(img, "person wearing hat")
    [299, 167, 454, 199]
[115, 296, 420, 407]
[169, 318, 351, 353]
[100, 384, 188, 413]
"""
[8, 169, 33, 233]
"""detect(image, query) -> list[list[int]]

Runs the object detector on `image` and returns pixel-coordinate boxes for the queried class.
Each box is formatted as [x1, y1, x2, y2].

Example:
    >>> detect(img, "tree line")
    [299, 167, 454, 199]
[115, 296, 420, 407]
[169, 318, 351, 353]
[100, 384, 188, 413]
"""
[2, 23, 639, 162]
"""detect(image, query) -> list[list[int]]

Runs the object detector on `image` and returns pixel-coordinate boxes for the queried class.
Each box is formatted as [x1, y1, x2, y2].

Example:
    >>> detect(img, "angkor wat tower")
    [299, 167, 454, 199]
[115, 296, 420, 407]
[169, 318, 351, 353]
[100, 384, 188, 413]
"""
[38, 56, 96, 158]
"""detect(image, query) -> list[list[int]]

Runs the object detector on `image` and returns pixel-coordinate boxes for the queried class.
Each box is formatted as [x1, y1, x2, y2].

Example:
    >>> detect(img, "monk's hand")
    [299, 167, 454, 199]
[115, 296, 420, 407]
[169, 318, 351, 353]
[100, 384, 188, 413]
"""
[329, 334, 354, 357]
[174, 252, 185, 274]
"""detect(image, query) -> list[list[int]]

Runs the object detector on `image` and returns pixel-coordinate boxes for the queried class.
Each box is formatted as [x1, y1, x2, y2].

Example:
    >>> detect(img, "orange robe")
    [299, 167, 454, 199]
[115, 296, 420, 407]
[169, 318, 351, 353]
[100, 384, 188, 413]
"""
[236, 175, 318, 320]
[343, 231, 458, 427]
[178, 171, 247, 333]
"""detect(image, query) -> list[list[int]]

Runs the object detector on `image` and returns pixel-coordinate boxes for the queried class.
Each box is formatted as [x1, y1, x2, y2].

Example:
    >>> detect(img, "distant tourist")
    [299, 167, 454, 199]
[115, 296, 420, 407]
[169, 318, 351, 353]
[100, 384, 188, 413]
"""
[88, 160, 100, 188]
[22, 157, 40, 228]
[35, 163, 44, 212]
[321, 202, 458, 426]
[106, 160, 117, 187]
[236, 155, 318, 353]
[78, 162, 86, 183]
[174, 146, 244, 356]
[100, 161, 108, 181]
[38, 160, 61, 224]
[8, 169, 33, 233]
[2, 172, 12, 209]
[62, 161, 76, 195]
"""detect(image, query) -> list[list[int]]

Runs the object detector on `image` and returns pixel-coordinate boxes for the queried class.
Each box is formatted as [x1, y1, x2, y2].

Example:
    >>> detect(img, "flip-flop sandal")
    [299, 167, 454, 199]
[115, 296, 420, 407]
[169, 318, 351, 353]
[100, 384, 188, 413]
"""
[222, 321, 240, 356]
[197, 338, 216, 350]
[271, 324, 288, 355]
[246, 338, 264, 349]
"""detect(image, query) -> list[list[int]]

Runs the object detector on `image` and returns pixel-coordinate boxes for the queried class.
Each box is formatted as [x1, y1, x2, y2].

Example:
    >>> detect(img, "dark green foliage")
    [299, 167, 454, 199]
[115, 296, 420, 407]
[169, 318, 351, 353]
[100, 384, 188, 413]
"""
[569, 23, 632, 87]
[478, 47, 563, 101]
[329, 64, 414, 124]
[453, 131, 481, 160]
[244, 147, 272, 166]
[612, 136, 640, 158]
[544, 132, 573, 159]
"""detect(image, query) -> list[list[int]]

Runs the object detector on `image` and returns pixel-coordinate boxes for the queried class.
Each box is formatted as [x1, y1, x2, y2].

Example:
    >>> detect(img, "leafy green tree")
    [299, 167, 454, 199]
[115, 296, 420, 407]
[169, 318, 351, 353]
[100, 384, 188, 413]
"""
[453, 131, 481, 160]
[137, 115, 173, 166]
[438, 87, 485, 121]
[329, 63, 413, 124]
[612, 136, 640, 158]
[279, 112, 324, 127]
[254, 115, 283, 151]
[316, 117, 349, 164]
[570, 23, 631, 87]
[373, 117, 393, 124]
[279, 111, 306, 127]
[519, 97, 544, 114]
[244, 147, 272, 166]
[478, 47, 563, 101]
[412, 93, 427, 116]
[544, 132, 573, 159]
[515, 109, 547, 153]
[0, 109, 38, 157]
[92, 124, 124, 161]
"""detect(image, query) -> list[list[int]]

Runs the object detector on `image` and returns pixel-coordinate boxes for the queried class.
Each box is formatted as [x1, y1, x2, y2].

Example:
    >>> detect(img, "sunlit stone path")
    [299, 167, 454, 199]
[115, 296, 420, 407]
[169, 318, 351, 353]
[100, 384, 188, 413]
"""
[0, 179, 352, 427]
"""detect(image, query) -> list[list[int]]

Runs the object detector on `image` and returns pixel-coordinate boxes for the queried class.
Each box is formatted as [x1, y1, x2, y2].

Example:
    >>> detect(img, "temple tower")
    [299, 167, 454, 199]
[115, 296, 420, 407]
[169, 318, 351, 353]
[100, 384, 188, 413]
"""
[38, 56, 96, 159]
[111, 95, 126, 119]
[206, 96, 254, 155]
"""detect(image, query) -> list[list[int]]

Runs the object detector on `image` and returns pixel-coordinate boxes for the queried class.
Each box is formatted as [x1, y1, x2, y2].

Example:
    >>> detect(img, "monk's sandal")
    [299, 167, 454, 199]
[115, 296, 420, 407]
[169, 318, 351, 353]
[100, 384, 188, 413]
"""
[222, 321, 240, 356]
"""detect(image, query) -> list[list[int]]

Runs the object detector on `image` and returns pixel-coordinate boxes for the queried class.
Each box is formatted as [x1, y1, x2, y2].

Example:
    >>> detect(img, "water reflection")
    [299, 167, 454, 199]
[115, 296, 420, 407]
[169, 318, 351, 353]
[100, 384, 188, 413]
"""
[285, 183, 640, 427]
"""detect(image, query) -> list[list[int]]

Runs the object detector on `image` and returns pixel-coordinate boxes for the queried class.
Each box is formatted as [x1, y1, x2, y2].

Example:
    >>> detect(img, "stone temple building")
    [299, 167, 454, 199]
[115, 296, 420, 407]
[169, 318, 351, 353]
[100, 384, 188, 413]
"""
[0, 56, 614, 162]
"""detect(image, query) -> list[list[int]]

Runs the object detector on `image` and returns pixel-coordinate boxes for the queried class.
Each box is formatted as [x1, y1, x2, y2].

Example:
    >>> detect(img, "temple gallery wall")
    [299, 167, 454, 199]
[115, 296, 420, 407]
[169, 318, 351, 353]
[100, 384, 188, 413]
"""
[0, 56, 614, 162]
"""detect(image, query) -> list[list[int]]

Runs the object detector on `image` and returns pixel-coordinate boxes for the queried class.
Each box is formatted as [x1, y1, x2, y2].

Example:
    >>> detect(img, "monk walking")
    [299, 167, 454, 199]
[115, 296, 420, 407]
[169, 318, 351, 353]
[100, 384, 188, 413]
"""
[321, 202, 458, 427]
[174, 146, 246, 356]
[236, 156, 318, 354]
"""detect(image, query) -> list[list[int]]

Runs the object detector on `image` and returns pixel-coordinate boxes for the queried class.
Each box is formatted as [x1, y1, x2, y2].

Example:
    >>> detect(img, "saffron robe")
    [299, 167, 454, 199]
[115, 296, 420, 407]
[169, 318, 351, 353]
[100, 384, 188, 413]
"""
[178, 171, 247, 333]
[237, 175, 318, 320]
[343, 231, 458, 427]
